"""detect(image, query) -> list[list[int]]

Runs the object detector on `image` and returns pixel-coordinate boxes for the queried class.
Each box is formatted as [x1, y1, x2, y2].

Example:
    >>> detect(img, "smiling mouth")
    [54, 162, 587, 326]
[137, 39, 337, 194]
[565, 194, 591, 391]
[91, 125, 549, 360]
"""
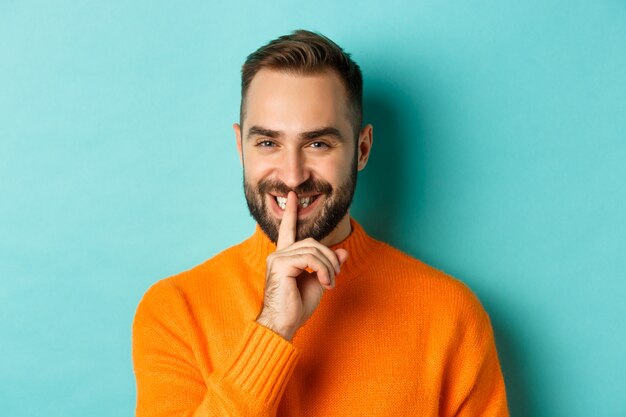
[273, 194, 321, 210]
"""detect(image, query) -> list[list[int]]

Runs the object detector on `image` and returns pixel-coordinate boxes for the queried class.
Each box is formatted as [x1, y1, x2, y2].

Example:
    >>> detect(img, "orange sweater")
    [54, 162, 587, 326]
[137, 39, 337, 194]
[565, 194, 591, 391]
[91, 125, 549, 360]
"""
[132, 219, 508, 416]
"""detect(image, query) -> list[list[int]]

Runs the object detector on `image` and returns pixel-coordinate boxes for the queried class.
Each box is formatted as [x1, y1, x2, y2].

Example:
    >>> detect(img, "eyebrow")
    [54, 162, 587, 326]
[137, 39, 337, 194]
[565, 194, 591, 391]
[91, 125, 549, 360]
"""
[247, 126, 280, 139]
[301, 127, 343, 141]
[247, 126, 344, 141]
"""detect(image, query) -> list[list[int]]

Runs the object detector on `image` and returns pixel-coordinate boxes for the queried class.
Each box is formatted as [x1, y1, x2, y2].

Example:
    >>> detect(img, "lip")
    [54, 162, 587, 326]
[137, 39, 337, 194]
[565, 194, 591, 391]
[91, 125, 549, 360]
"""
[268, 192, 320, 199]
[267, 193, 323, 218]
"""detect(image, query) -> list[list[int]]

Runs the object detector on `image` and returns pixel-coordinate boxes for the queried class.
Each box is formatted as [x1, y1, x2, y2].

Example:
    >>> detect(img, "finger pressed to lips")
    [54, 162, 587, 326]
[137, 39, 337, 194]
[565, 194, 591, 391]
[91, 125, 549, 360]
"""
[276, 191, 298, 250]
[273, 191, 340, 288]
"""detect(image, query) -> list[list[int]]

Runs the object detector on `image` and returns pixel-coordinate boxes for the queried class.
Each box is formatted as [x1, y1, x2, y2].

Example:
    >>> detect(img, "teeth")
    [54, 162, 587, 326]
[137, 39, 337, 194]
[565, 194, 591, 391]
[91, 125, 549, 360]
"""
[275, 196, 314, 210]
[299, 197, 311, 208]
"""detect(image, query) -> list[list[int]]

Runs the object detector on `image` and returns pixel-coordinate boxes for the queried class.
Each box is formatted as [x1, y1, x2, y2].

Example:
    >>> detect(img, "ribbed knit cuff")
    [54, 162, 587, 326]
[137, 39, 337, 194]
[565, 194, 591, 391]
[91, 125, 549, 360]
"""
[224, 321, 301, 407]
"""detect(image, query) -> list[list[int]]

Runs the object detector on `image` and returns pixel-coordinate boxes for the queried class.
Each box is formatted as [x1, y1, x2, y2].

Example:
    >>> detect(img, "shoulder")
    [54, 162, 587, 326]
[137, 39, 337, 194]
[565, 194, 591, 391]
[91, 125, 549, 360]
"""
[136, 239, 250, 314]
[375, 242, 496, 347]
[165, 237, 253, 287]
[133, 277, 186, 326]
[368, 240, 465, 288]
[369, 239, 488, 320]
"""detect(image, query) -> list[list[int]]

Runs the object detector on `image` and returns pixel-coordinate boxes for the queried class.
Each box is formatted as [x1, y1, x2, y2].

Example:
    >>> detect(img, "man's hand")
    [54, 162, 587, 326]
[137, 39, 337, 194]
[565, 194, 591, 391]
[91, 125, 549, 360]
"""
[256, 191, 349, 341]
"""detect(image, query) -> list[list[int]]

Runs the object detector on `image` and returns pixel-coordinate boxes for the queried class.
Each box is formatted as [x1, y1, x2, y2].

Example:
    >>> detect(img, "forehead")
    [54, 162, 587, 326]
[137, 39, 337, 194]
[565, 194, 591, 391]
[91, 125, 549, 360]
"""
[243, 69, 351, 134]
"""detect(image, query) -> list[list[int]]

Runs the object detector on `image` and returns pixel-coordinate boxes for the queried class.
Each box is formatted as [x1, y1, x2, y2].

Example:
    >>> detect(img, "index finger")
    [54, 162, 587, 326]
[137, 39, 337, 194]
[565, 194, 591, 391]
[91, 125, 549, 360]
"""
[276, 191, 297, 250]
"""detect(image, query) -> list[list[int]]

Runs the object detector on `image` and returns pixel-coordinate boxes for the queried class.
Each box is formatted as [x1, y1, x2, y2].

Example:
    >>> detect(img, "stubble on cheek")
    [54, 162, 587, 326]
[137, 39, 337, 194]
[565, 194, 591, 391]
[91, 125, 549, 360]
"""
[244, 179, 280, 243]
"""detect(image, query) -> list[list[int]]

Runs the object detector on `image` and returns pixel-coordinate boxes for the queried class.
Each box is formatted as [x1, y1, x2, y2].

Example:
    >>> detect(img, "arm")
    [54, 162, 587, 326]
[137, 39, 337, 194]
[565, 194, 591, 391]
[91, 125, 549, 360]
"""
[132, 281, 300, 417]
[441, 290, 509, 417]
[132, 192, 346, 416]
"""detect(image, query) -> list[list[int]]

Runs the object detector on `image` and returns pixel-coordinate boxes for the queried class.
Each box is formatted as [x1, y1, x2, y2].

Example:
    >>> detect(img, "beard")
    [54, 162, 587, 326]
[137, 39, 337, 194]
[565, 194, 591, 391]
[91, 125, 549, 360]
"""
[243, 158, 357, 244]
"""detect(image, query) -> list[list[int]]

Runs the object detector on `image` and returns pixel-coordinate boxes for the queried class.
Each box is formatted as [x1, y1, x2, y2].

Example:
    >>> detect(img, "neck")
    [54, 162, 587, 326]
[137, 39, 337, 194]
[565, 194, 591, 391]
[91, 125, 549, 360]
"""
[319, 212, 352, 247]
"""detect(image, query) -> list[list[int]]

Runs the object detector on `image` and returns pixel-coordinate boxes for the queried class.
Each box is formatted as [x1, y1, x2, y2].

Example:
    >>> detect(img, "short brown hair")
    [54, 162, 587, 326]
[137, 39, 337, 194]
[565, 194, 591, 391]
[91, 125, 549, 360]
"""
[240, 30, 363, 137]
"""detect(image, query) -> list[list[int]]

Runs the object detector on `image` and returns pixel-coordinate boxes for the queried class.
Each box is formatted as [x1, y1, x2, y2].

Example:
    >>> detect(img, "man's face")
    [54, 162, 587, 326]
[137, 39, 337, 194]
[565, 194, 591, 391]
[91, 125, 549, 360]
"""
[236, 69, 360, 244]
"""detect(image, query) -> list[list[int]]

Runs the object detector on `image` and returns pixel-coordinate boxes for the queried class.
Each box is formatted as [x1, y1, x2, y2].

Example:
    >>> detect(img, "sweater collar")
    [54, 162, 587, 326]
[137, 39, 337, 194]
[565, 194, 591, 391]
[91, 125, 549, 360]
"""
[241, 218, 377, 279]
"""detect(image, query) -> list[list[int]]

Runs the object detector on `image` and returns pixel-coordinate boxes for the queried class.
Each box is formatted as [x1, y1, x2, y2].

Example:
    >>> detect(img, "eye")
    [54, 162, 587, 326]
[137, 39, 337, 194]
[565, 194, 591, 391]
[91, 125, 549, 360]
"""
[256, 140, 276, 147]
[309, 141, 329, 149]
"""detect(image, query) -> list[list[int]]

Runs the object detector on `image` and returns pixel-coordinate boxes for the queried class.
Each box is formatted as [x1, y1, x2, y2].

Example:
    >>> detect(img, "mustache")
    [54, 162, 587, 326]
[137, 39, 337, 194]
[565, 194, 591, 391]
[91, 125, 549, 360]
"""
[257, 178, 333, 196]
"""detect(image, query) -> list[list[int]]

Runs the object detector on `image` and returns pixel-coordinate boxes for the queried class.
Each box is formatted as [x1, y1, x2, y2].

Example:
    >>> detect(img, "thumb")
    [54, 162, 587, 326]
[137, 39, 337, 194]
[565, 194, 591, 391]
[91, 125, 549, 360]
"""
[334, 248, 349, 267]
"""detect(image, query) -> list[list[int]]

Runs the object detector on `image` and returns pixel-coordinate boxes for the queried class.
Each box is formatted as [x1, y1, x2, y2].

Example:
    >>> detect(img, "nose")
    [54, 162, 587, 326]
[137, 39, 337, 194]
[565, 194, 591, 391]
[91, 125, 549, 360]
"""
[278, 147, 310, 189]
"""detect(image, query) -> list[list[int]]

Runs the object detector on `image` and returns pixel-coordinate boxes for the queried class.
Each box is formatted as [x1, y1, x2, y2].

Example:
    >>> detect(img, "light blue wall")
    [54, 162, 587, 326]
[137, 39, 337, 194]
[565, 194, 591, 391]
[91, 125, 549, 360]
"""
[1, 1, 624, 416]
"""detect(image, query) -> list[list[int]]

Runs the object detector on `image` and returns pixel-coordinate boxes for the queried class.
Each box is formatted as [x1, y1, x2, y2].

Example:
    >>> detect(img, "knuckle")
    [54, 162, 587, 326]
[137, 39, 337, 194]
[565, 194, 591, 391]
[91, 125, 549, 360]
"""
[303, 253, 317, 263]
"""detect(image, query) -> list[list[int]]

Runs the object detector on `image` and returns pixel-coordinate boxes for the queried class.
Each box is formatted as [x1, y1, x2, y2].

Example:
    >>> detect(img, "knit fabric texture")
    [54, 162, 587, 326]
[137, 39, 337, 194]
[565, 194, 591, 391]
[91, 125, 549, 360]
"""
[132, 219, 509, 416]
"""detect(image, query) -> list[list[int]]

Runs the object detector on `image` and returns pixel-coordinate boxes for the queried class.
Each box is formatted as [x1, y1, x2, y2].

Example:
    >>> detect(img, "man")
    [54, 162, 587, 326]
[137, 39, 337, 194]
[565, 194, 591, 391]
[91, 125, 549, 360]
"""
[132, 30, 509, 416]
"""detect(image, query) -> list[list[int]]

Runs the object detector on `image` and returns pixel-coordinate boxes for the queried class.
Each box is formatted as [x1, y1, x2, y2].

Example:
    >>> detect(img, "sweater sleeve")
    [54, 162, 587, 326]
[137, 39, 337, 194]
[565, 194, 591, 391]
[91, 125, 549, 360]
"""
[440, 286, 509, 417]
[132, 280, 300, 417]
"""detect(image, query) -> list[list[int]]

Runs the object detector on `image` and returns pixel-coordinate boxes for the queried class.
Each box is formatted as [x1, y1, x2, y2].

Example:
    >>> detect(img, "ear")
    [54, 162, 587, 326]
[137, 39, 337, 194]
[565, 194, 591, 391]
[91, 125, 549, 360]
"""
[356, 124, 373, 171]
[233, 123, 243, 165]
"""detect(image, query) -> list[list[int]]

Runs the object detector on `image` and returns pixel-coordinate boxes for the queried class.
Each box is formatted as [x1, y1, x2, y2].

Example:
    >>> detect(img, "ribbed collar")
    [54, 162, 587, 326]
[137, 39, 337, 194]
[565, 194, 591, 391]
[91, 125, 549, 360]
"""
[241, 218, 377, 280]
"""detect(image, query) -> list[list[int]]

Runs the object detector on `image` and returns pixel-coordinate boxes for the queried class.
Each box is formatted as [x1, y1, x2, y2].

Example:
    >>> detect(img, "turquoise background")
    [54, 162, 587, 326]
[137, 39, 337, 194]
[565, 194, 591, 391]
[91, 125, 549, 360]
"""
[1, 1, 625, 416]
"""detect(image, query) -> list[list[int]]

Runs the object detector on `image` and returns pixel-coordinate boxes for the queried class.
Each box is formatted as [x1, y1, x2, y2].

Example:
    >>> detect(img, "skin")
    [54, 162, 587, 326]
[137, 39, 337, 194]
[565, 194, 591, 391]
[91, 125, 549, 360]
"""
[234, 69, 373, 341]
